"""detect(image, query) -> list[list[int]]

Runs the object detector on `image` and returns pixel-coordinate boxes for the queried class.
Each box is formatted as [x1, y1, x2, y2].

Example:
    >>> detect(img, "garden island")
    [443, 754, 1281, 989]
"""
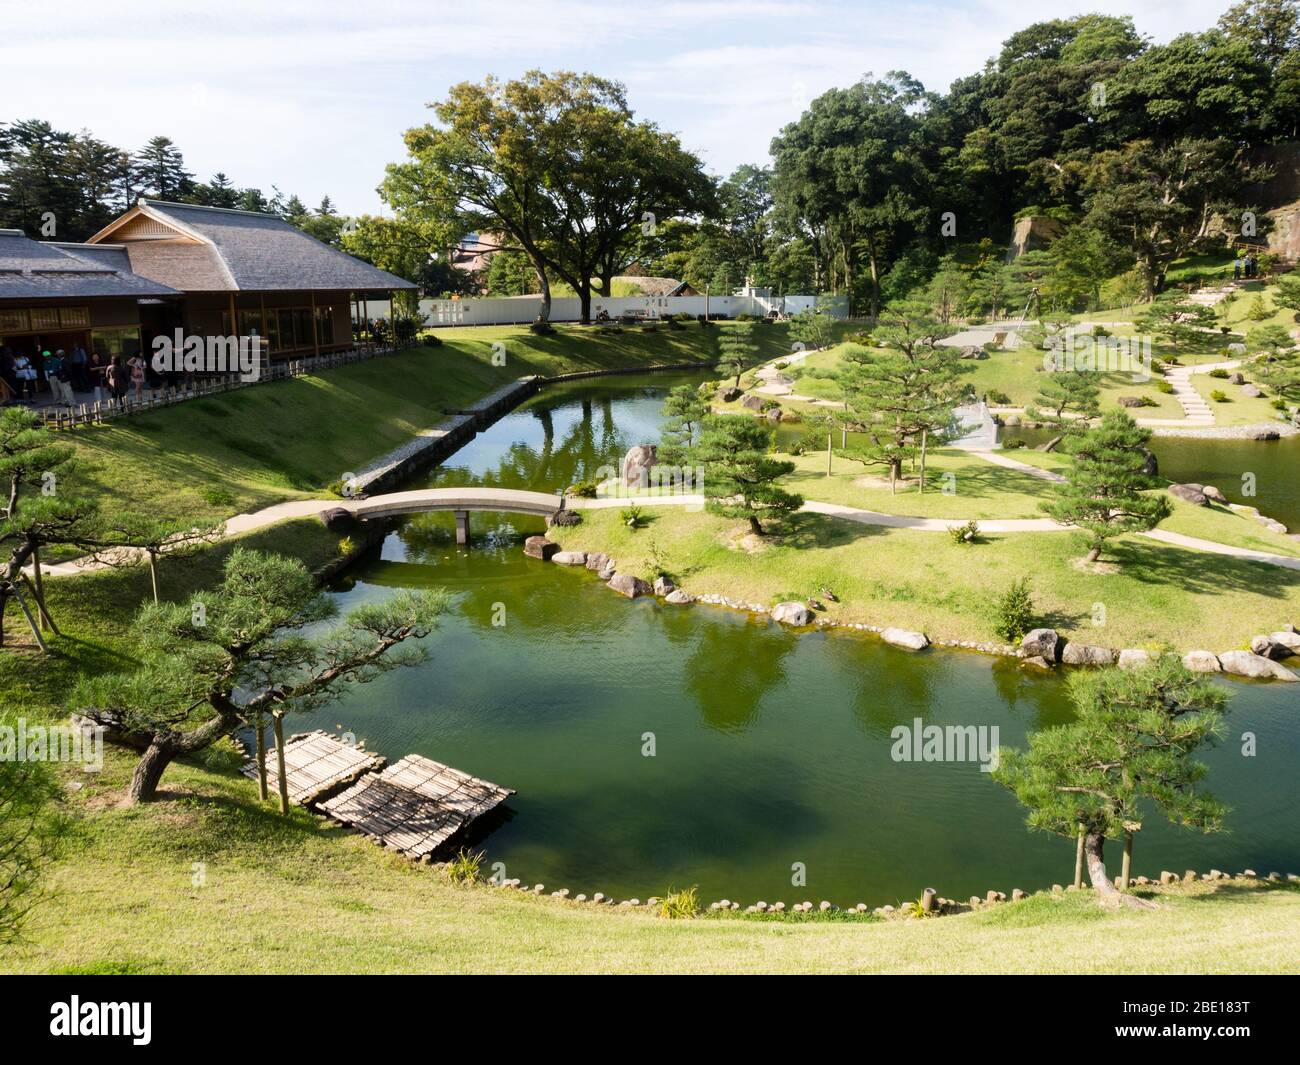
[1, 0, 1299, 978]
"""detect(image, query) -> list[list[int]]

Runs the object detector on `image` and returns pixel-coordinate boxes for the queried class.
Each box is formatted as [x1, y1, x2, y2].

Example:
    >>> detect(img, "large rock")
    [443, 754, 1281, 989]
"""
[1117, 396, 1145, 408]
[607, 573, 652, 599]
[718, 386, 743, 403]
[771, 601, 813, 626]
[1249, 428, 1281, 440]
[1169, 483, 1208, 506]
[1228, 372, 1245, 385]
[551, 550, 587, 565]
[1218, 650, 1299, 681]
[1250, 634, 1296, 660]
[549, 508, 582, 527]
[1061, 642, 1115, 666]
[1141, 448, 1159, 477]
[1021, 628, 1061, 662]
[1270, 631, 1300, 655]
[740, 393, 766, 412]
[584, 552, 609, 572]
[1242, 384, 1263, 398]
[1202, 484, 1227, 504]
[881, 627, 930, 651]
[318, 506, 358, 533]
[1182, 650, 1222, 673]
[621, 444, 658, 489]
[523, 536, 558, 560]
[1117, 649, 1152, 670]
[653, 575, 676, 596]
[664, 589, 693, 605]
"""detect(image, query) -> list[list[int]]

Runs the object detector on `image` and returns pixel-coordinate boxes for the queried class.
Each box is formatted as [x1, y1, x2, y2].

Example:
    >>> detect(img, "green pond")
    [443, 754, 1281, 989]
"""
[313, 376, 1299, 905]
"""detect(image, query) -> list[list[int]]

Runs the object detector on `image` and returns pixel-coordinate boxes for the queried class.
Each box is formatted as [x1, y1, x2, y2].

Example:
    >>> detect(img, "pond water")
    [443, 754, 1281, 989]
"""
[1004, 426, 1300, 531]
[313, 377, 1300, 905]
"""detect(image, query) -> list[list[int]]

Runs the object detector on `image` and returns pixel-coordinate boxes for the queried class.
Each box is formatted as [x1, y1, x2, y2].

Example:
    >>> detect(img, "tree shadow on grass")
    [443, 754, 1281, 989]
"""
[1107, 538, 1300, 600]
[773, 510, 888, 551]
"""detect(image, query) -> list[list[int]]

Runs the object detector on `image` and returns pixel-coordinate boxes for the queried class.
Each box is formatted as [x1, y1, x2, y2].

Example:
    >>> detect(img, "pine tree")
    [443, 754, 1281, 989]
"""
[659, 384, 709, 467]
[1032, 366, 1101, 444]
[693, 415, 801, 535]
[1044, 410, 1170, 563]
[994, 658, 1227, 907]
[716, 321, 758, 388]
[134, 136, 193, 200]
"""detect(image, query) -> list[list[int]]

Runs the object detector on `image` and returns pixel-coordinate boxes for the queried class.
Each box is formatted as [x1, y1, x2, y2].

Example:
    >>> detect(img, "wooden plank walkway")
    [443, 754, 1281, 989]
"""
[241, 730, 385, 806]
[318, 754, 515, 860]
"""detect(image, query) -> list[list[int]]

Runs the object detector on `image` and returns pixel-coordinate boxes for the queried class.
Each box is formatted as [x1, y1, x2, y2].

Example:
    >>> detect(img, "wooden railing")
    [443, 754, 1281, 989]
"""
[35, 339, 415, 429]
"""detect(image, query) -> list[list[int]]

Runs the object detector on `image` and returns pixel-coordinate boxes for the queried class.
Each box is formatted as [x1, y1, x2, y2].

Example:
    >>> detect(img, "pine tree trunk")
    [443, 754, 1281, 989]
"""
[273, 713, 290, 815]
[1119, 831, 1133, 891]
[1073, 824, 1085, 889]
[148, 550, 160, 604]
[1085, 830, 1153, 908]
[254, 708, 268, 801]
[129, 741, 176, 803]
[748, 515, 764, 536]
[919, 430, 928, 494]
[1085, 545, 1102, 563]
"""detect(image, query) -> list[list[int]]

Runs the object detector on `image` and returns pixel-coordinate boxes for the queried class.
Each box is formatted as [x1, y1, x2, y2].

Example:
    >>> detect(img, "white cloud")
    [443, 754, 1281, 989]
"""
[5, 0, 1235, 214]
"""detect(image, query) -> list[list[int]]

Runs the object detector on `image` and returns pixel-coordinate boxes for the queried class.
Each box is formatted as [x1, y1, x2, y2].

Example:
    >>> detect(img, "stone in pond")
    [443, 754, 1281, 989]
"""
[664, 589, 693, 605]
[1117, 649, 1152, 670]
[523, 536, 558, 560]
[608, 573, 652, 599]
[653, 575, 676, 596]
[881, 627, 930, 651]
[1020, 628, 1061, 661]
[551, 550, 587, 565]
[771, 601, 812, 626]
[1061, 642, 1115, 666]
[1219, 650, 1299, 681]
[1181, 650, 1221, 673]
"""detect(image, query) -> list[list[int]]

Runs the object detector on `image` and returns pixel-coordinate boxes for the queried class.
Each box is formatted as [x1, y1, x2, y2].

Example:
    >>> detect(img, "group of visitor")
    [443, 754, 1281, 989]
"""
[1, 345, 148, 408]
[1233, 255, 1263, 280]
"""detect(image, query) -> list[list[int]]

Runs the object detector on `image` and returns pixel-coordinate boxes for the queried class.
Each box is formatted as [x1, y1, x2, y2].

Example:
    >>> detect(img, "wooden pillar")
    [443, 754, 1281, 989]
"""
[310, 290, 320, 357]
[454, 510, 469, 546]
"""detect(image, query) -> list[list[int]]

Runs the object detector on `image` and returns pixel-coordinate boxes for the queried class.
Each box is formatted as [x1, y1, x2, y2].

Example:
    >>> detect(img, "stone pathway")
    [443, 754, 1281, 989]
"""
[971, 449, 1066, 483]
[1147, 358, 1242, 427]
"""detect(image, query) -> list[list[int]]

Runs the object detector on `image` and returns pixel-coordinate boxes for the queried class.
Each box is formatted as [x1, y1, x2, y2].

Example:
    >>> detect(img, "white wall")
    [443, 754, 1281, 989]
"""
[359, 293, 841, 327]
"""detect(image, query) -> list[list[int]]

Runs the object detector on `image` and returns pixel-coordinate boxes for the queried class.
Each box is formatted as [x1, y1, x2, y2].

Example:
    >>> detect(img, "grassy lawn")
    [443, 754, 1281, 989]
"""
[3, 746, 1295, 974]
[782, 447, 1063, 519]
[1189, 372, 1289, 427]
[551, 507, 1300, 651]
[59, 323, 775, 529]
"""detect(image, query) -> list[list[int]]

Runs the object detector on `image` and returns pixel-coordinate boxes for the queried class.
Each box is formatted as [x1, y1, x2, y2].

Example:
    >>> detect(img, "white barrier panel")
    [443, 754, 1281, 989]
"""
[358, 293, 840, 327]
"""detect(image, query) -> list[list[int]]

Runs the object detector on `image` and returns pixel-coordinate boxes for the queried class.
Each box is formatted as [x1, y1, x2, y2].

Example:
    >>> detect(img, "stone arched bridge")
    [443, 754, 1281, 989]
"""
[337, 487, 569, 544]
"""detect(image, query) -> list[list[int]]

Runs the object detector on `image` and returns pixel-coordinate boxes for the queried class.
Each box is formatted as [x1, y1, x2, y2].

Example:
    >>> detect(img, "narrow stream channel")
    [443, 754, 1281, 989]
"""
[310, 375, 1299, 905]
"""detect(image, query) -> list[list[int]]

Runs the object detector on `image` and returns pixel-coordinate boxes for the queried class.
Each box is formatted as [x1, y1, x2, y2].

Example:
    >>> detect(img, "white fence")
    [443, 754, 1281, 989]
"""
[358, 293, 843, 327]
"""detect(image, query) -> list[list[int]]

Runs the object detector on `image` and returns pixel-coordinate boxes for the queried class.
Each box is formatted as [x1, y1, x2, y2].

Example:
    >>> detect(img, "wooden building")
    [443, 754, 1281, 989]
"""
[0, 228, 181, 367]
[85, 199, 415, 359]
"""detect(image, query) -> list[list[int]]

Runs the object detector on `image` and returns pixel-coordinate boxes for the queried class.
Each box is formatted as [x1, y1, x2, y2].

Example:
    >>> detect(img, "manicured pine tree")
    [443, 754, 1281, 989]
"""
[716, 321, 758, 388]
[1032, 367, 1102, 447]
[658, 384, 710, 467]
[1044, 409, 1170, 563]
[693, 414, 801, 535]
[993, 658, 1228, 907]
[75, 548, 449, 805]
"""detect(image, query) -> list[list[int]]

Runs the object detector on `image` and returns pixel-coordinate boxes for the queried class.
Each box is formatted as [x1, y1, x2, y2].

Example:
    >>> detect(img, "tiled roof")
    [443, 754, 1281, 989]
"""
[124, 200, 416, 293]
[0, 230, 181, 300]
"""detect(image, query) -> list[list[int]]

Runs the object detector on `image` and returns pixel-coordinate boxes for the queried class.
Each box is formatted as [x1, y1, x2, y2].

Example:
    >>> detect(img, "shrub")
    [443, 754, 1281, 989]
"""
[620, 505, 646, 529]
[528, 320, 557, 335]
[1092, 325, 1111, 338]
[1208, 368, 1230, 379]
[1155, 380, 1174, 394]
[1210, 389, 1229, 402]
[422, 332, 442, 347]
[993, 577, 1035, 643]
[986, 390, 1012, 406]
[657, 886, 701, 919]
[200, 485, 236, 508]
[1003, 438, 1028, 449]
[445, 848, 484, 885]
[948, 519, 980, 545]
[1272, 398, 1289, 411]
[568, 480, 599, 498]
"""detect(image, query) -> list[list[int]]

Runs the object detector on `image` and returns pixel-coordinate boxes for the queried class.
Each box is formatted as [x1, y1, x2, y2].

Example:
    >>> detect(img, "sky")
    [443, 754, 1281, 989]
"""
[6, 0, 1234, 216]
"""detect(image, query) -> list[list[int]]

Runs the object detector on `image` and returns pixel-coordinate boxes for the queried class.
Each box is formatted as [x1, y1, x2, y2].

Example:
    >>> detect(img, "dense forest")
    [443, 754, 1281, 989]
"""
[0, 124, 345, 246]
[3, 0, 1298, 318]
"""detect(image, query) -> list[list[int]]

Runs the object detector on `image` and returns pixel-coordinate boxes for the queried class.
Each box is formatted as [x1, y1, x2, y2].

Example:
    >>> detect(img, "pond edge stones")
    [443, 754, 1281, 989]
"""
[881, 627, 931, 651]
